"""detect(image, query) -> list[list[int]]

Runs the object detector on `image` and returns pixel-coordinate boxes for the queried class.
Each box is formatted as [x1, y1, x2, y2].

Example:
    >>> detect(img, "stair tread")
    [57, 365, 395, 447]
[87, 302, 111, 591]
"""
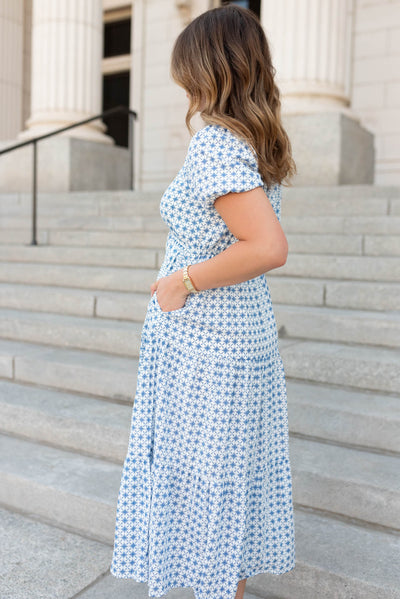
[0, 506, 111, 599]
[287, 379, 400, 419]
[291, 436, 400, 491]
[0, 306, 145, 332]
[0, 337, 138, 370]
[280, 337, 400, 363]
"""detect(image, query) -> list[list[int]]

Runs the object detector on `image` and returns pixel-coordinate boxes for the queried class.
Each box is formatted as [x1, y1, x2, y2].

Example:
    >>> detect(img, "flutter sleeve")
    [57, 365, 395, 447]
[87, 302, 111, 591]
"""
[188, 127, 265, 205]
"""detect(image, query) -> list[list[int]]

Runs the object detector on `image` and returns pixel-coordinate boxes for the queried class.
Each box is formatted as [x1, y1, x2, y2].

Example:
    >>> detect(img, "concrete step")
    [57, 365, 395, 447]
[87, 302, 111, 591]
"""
[0, 244, 161, 268]
[281, 215, 400, 235]
[0, 307, 144, 356]
[0, 262, 158, 292]
[287, 380, 400, 454]
[291, 436, 400, 530]
[0, 433, 120, 544]
[260, 277, 400, 312]
[0, 338, 138, 402]
[1, 214, 169, 232]
[0, 380, 131, 462]
[0, 505, 112, 599]
[0, 189, 162, 216]
[0, 283, 151, 320]
[270, 253, 400, 282]
[0, 432, 399, 599]
[0, 376, 398, 465]
[281, 191, 400, 217]
[274, 304, 400, 348]
[364, 234, 400, 256]
[0, 228, 169, 247]
[279, 338, 400, 394]
[247, 509, 400, 599]
[286, 233, 400, 256]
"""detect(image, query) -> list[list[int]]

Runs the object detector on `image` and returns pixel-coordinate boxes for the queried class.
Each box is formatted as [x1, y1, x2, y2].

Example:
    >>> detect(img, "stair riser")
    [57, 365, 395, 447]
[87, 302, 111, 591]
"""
[268, 278, 400, 311]
[269, 255, 400, 283]
[292, 473, 400, 530]
[0, 229, 169, 248]
[0, 264, 158, 293]
[0, 287, 150, 320]
[289, 403, 400, 454]
[0, 404, 129, 463]
[10, 356, 137, 402]
[0, 473, 114, 545]
[282, 216, 400, 235]
[0, 247, 160, 268]
[287, 234, 400, 256]
[1, 216, 168, 232]
[281, 346, 400, 394]
[275, 307, 400, 349]
[0, 318, 142, 357]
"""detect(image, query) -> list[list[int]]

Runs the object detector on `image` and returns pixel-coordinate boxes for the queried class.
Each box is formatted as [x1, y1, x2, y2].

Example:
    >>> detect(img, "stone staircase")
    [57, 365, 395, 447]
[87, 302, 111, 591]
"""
[0, 186, 399, 599]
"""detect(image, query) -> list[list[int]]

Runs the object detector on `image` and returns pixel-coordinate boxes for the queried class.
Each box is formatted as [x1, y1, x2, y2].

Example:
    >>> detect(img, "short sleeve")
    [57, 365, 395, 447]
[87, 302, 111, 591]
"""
[188, 126, 265, 205]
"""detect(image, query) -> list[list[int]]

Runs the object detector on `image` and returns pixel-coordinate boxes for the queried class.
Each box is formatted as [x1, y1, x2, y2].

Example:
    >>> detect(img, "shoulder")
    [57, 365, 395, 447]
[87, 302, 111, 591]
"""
[188, 123, 258, 169]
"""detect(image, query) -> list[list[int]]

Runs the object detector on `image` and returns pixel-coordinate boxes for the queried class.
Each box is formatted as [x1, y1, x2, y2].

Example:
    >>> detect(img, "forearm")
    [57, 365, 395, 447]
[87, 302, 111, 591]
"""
[187, 240, 285, 292]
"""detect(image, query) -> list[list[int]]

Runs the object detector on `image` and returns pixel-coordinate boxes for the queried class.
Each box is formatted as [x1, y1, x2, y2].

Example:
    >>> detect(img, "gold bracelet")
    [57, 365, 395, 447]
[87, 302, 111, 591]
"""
[182, 265, 199, 294]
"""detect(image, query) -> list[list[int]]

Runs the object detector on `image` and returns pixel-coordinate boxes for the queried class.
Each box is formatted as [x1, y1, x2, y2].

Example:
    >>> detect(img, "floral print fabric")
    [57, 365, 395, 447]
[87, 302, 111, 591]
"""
[110, 124, 296, 598]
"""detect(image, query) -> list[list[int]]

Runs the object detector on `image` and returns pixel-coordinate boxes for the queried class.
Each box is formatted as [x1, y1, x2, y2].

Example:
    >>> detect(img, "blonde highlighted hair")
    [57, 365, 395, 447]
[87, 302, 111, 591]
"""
[170, 4, 297, 188]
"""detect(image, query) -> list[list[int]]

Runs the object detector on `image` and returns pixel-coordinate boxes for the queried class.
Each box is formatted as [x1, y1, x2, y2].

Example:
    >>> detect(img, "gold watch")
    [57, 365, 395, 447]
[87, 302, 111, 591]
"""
[182, 265, 199, 294]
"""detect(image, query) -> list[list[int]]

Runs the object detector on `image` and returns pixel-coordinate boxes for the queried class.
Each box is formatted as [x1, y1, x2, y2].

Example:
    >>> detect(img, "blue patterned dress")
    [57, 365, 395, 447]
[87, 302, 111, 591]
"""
[110, 123, 296, 598]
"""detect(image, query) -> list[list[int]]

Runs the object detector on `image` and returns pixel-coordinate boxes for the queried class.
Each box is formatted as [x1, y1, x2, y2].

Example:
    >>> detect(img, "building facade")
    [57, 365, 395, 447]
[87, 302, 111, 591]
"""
[0, 0, 399, 190]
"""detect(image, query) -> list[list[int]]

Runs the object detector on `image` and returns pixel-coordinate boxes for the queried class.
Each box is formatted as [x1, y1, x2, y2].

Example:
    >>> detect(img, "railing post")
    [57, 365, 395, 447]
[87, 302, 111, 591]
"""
[31, 140, 38, 245]
[129, 111, 134, 190]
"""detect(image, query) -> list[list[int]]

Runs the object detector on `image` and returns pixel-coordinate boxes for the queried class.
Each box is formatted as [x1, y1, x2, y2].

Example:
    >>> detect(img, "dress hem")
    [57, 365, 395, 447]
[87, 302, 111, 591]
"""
[109, 561, 296, 598]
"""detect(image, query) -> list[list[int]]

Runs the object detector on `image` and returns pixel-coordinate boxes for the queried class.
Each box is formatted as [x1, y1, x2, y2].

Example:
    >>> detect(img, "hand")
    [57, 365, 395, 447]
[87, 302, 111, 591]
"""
[150, 269, 190, 312]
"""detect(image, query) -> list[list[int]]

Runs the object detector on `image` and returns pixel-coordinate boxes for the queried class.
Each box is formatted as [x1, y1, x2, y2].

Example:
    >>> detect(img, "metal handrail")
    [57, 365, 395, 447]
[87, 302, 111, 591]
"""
[0, 104, 138, 245]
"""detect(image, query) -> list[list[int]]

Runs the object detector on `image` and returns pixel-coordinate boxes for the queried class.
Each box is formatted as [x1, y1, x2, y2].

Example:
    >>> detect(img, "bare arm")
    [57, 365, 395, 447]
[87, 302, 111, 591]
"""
[186, 186, 288, 292]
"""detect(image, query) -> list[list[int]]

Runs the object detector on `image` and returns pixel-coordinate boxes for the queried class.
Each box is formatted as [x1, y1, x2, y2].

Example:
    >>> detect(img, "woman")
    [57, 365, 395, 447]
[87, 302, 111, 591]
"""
[110, 5, 297, 599]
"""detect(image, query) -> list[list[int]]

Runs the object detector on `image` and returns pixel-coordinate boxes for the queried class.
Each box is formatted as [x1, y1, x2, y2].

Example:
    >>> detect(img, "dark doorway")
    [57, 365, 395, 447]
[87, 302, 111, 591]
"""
[104, 18, 131, 57]
[102, 71, 130, 147]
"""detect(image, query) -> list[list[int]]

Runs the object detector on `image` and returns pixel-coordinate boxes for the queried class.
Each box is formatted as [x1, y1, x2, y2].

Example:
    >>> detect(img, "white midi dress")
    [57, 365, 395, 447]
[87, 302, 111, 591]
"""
[110, 123, 296, 598]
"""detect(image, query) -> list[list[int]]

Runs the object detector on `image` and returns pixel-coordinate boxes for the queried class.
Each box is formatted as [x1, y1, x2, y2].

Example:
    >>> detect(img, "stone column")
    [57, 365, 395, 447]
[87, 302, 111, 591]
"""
[261, 0, 355, 116]
[0, 1, 24, 140]
[19, 0, 111, 143]
[261, 0, 375, 185]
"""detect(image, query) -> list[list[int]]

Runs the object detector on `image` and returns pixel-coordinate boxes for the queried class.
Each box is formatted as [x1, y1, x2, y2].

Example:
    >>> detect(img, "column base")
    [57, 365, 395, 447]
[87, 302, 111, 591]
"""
[282, 112, 375, 186]
[0, 136, 132, 192]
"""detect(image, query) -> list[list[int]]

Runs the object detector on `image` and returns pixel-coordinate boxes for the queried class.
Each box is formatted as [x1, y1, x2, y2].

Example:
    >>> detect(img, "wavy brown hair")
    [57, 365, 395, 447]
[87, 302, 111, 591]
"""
[170, 4, 296, 188]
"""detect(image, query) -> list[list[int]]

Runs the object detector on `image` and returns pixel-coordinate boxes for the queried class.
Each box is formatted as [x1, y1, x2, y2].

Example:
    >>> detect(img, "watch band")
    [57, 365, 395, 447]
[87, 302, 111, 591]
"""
[182, 265, 199, 293]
